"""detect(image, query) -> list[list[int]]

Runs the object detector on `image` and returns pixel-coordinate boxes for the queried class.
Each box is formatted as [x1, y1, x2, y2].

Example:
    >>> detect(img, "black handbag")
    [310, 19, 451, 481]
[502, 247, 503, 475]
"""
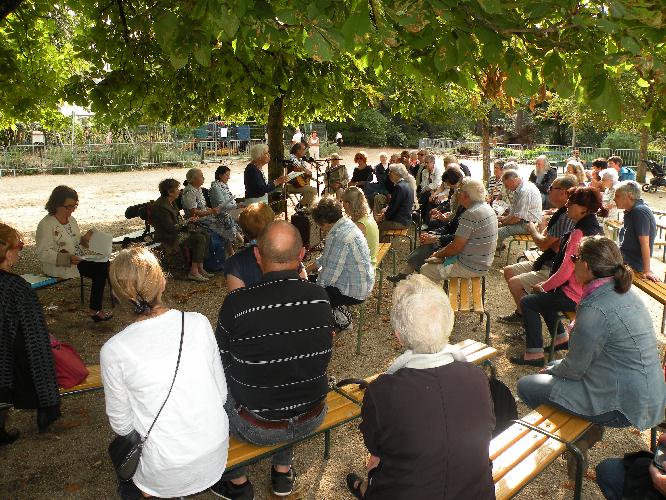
[108, 311, 185, 481]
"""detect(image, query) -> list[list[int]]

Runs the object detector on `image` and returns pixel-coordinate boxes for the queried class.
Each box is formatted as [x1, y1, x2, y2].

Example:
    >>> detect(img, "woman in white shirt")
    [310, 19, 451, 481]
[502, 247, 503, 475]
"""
[210, 165, 244, 221]
[102, 247, 229, 499]
[35, 185, 112, 322]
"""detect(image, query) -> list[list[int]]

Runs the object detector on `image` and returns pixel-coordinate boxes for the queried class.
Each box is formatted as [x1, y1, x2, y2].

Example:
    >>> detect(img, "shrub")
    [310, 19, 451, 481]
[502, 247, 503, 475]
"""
[601, 131, 640, 150]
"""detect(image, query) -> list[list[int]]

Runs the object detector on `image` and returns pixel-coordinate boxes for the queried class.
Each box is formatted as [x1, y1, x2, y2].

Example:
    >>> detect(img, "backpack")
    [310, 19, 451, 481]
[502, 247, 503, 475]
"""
[203, 231, 227, 273]
[489, 375, 518, 437]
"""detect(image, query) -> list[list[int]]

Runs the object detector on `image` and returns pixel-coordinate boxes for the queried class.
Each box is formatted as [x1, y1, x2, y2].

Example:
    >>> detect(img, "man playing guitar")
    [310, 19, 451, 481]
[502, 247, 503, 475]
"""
[287, 142, 318, 209]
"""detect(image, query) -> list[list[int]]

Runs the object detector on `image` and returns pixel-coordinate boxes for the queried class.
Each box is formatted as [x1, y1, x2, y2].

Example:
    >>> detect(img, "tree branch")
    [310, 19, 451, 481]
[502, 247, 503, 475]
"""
[0, 0, 25, 23]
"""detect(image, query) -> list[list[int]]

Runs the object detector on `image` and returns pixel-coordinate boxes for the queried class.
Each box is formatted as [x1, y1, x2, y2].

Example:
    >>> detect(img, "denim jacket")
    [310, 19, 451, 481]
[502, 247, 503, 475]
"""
[547, 280, 666, 430]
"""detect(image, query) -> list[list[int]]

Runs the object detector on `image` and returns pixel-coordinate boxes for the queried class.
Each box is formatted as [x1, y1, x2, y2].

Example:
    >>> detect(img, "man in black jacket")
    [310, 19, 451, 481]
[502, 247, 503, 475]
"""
[212, 221, 334, 499]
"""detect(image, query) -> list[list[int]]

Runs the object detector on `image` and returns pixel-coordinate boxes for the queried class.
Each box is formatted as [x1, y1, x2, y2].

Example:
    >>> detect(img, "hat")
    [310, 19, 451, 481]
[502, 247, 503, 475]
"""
[330, 153, 341, 160]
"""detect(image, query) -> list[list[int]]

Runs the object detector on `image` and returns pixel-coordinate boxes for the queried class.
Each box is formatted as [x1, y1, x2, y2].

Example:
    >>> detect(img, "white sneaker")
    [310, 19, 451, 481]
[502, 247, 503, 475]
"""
[420, 224, 429, 230]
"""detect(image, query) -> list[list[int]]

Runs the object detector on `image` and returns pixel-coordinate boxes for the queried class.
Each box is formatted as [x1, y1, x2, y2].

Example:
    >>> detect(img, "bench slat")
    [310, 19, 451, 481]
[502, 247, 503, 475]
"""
[60, 365, 102, 396]
[466, 346, 498, 365]
[472, 278, 484, 313]
[489, 405, 558, 459]
[459, 279, 471, 311]
[376, 243, 391, 265]
[449, 279, 459, 311]
[494, 411, 592, 500]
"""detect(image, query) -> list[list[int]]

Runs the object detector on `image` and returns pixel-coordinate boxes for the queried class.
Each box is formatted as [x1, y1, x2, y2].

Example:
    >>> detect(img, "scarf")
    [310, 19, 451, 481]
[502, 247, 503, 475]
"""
[386, 344, 466, 374]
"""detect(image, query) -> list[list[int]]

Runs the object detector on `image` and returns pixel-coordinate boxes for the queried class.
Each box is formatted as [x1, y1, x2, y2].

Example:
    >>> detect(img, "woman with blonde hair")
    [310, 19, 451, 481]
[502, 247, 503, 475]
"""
[566, 160, 587, 186]
[102, 247, 229, 499]
[342, 187, 379, 266]
[1, 223, 61, 444]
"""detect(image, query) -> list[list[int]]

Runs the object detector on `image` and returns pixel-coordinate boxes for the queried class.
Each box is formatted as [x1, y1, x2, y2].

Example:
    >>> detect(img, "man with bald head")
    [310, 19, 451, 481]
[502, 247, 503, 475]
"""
[212, 221, 334, 499]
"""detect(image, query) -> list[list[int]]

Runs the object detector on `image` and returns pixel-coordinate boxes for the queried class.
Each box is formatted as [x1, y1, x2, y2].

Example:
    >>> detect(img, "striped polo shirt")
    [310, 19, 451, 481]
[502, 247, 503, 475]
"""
[215, 270, 334, 420]
[455, 202, 499, 274]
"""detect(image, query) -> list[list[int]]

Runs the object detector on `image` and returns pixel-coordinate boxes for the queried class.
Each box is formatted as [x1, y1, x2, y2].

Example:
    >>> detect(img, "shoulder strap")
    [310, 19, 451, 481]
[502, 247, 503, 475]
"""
[143, 311, 185, 442]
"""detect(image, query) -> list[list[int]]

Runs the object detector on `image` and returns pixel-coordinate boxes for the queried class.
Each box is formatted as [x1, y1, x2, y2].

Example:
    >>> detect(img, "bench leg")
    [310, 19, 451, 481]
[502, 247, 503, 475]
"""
[355, 303, 365, 355]
[391, 248, 396, 275]
[568, 442, 585, 500]
[80, 276, 84, 305]
[505, 240, 515, 266]
[662, 305, 666, 335]
[484, 311, 491, 345]
[323, 429, 331, 460]
[376, 267, 383, 315]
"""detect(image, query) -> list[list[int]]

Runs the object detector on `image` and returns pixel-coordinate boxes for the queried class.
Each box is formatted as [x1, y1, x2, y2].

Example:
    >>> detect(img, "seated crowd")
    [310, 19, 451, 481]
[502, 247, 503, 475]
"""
[2, 148, 666, 500]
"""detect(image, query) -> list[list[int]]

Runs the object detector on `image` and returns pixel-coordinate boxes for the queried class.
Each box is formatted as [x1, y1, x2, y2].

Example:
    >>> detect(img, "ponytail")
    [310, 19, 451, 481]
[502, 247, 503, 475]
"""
[613, 263, 632, 294]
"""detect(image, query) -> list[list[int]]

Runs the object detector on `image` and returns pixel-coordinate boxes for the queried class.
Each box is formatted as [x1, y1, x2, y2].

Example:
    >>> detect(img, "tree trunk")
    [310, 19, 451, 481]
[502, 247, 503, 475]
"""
[638, 125, 649, 184]
[514, 108, 524, 140]
[481, 119, 490, 184]
[571, 125, 577, 148]
[267, 94, 286, 215]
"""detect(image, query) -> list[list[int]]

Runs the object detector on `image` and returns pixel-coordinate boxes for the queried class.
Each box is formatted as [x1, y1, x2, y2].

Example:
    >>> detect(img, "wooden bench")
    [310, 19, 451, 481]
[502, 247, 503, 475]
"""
[518, 248, 541, 264]
[112, 227, 154, 247]
[604, 218, 623, 241]
[446, 276, 491, 345]
[356, 242, 393, 354]
[226, 339, 497, 474]
[0, 364, 103, 413]
[632, 271, 666, 333]
[492, 404, 593, 500]
[506, 234, 533, 265]
[384, 228, 413, 251]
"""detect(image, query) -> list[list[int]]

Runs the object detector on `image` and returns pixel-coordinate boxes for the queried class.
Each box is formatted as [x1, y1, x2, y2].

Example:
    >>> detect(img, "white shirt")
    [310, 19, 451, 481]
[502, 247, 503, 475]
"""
[420, 164, 444, 192]
[292, 131, 303, 143]
[101, 310, 229, 497]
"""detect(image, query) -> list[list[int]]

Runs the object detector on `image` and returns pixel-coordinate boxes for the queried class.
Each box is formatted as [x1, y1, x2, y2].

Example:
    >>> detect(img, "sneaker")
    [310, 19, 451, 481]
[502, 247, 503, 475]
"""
[504, 329, 526, 341]
[332, 306, 353, 331]
[188, 273, 209, 282]
[420, 224, 429, 230]
[271, 467, 296, 497]
[201, 270, 215, 278]
[498, 311, 523, 325]
[210, 478, 255, 500]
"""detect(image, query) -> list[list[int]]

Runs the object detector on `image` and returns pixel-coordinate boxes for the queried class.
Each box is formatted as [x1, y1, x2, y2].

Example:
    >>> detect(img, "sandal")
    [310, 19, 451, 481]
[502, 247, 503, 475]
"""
[346, 473, 365, 499]
[90, 311, 113, 322]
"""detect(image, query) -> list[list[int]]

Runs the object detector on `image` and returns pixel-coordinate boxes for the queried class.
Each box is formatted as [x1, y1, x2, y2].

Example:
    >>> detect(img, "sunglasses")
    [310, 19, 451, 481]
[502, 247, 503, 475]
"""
[570, 254, 582, 263]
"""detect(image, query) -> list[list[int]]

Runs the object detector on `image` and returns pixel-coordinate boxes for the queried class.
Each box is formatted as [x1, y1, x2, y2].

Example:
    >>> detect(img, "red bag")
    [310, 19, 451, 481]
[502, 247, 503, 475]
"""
[50, 335, 89, 389]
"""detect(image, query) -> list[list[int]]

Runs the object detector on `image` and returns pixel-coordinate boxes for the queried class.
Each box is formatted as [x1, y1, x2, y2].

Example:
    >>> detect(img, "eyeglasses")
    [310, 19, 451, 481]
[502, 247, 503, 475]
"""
[570, 254, 582, 263]
[549, 186, 564, 192]
[63, 203, 79, 210]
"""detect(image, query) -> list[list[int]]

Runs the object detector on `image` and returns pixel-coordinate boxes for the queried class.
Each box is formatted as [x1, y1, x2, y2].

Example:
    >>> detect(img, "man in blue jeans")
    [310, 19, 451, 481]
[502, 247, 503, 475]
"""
[213, 221, 334, 499]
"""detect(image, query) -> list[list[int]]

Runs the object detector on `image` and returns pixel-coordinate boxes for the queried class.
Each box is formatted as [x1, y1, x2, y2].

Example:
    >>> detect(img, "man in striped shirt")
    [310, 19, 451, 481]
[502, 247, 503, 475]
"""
[213, 221, 334, 499]
[496, 170, 543, 249]
[420, 179, 498, 285]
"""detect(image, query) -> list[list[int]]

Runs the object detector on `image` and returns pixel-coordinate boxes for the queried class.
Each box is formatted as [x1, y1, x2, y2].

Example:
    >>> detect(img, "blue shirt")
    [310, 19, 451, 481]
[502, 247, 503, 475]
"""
[619, 199, 656, 272]
[224, 245, 262, 288]
[618, 166, 636, 181]
[316, 218, 374, 301]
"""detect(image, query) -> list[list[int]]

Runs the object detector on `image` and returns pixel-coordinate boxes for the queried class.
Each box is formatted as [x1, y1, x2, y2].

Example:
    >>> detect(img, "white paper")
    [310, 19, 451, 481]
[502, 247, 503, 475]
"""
[287, 171, 304, 180]
[86, 229, 112, 259]
[220, 128, 228, 138]
[22, 273, 55, 285]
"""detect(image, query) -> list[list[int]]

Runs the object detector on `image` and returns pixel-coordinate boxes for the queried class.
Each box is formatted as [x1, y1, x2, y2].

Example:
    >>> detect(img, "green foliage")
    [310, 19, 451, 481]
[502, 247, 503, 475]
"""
[601, 131, 641, 150]
[339, 109, 389, 147]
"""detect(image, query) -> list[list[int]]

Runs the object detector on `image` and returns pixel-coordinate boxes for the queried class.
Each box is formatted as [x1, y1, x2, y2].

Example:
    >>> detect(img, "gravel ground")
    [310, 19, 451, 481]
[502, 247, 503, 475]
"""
[2, 149, 666, 499]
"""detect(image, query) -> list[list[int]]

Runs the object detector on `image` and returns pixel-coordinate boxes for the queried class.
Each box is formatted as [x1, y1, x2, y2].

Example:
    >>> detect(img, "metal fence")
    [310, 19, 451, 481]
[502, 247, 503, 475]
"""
[0, 139, 265, 176]
[419, 138, 666, 168]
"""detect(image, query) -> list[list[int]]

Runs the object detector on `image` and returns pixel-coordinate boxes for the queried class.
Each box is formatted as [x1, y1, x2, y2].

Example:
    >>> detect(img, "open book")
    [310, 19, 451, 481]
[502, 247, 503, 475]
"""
[82, 229, 112, 261]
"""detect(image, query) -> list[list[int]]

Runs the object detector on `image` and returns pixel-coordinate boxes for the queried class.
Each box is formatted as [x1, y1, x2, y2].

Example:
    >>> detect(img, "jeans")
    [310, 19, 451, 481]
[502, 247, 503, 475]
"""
[117, 480, 143, 500]
[497, 222, 529, 247]
[517, 374, 632, 427]
[221, 394, 326, 480]
[406, 243, 439, 271]
[77, 260, 109, 311]
[520, 288, 576, 353]
[595, 458, 626, 500]
[325, 286, 363, 308]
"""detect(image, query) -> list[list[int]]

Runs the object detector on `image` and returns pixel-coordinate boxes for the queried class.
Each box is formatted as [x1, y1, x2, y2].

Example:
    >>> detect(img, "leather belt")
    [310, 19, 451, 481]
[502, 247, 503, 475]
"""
[237, 400, 325, 430]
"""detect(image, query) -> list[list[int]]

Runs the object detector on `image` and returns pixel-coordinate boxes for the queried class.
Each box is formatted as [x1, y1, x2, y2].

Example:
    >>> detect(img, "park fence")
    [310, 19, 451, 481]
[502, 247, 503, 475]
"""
[418, 138, 666, 168]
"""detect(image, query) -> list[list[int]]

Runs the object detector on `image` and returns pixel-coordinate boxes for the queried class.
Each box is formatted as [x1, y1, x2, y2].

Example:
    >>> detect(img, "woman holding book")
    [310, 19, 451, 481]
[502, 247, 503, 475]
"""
[36, 185, 112, 322]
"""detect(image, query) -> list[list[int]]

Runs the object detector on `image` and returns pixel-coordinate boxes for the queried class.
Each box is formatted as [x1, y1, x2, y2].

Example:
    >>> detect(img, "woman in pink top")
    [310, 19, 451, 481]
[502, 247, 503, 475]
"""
[510, 187, 606, 367]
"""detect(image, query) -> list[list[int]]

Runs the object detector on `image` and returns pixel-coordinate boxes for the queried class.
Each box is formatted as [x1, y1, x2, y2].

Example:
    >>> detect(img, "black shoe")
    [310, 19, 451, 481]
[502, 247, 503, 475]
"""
[209, 478, 254, 499]
[0, 429, 19, 446]
[504, 329, 526, 341]
[498, 311, 523, 325]
[387, 273, 408, 284]
[509, 355, 545, 367]
[346, 473, 365, 499]
[544, 341, 569, 352]
[271, 467, 296, 497]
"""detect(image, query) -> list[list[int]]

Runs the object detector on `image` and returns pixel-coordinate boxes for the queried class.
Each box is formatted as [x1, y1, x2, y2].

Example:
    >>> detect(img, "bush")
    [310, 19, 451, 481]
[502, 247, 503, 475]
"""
[344, 109, 389, 147]
[601, 131, 640, 150]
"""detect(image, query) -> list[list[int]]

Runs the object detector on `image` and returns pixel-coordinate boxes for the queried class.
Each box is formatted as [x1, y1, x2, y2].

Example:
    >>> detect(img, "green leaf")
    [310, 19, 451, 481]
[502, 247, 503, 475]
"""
[637, 78, 650, 88]
[169, 51, 189, 69]
[154, 12, 179, 49]
[476, 0, 503, 14]
[191, 0, 208, 20]
[621, 36, 641, 55]
[304, 30, 333, 61]
[542, 51, 562, 78]
[219, 12, 240, 38]
[193, 44, 211, 66]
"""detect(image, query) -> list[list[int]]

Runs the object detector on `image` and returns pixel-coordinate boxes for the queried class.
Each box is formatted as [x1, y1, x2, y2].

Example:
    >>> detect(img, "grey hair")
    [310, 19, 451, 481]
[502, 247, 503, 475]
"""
[459, 178, 486, 202]
[249, 143, 269, 162]
[379, 152, 388, 160]
[501, 169, 521, 181]
[535, 155, 550, 170]
[185, 168, 202, 183]
[503, 161, 519, 171]
[600, 167, 619, 184]
[390, 274, 454, 354]
[389, 163, 418, 195]
[341, 186, 370, 221]
[615, 180, 642, 201]
[424, 154, 436, 164]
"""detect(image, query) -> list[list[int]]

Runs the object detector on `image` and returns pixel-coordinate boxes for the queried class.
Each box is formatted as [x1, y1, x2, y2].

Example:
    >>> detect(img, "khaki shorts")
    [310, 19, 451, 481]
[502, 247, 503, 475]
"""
[505, 261, 550, 292]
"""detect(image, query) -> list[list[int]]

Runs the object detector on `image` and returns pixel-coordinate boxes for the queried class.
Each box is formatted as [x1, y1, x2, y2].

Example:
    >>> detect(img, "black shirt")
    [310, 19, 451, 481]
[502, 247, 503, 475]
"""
[385, 180, 414, 226]
[351, 166, 374, 184]
[244, 163, 275, 198]
[215, 270, 334, 420]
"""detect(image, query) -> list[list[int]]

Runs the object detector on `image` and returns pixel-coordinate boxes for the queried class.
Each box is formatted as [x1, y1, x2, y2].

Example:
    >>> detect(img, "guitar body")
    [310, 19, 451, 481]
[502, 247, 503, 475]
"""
[289, 165, 312, 188]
